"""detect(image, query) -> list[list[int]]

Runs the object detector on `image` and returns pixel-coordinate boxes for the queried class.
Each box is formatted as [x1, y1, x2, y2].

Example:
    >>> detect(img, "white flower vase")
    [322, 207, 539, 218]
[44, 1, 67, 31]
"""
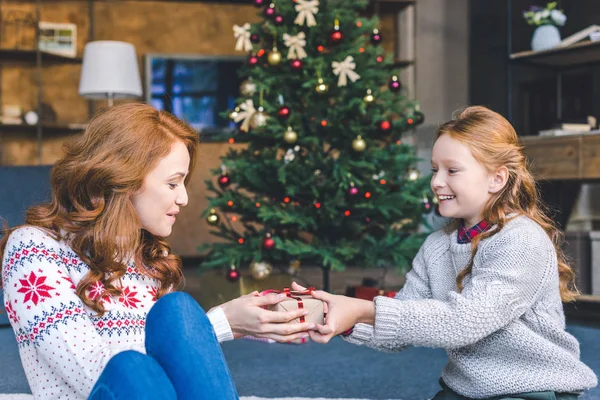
[531, 25, 561, 51]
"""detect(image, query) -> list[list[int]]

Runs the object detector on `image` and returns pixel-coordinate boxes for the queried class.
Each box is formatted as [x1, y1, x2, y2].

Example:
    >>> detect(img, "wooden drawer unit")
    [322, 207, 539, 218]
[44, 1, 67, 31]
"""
[521, 135, 581, 180]
[581, 134, 600, 179]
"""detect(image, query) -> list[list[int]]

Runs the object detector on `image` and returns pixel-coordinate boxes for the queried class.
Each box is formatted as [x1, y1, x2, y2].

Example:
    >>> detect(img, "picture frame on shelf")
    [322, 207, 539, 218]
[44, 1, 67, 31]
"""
[38, 21, 77, 58]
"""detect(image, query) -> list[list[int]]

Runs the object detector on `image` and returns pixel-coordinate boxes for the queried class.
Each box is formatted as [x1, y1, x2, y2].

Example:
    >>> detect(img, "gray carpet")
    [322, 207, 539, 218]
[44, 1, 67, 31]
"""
[1, 324, 599, 399]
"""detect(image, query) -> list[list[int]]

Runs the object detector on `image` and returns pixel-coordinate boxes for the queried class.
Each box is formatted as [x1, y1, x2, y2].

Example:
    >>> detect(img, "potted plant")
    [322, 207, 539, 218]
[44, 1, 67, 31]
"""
[523, 2, 567, 51]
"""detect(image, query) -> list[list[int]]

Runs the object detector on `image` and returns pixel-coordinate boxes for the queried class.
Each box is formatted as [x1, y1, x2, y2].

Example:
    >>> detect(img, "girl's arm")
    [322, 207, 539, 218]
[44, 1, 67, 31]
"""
[2, 227, 139, 398]
[362, 226, 553, 350]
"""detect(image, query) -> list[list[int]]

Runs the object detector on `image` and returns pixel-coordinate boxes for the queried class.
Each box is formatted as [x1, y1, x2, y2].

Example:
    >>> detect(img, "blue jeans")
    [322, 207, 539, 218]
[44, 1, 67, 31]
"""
[88, 292, 239, 400]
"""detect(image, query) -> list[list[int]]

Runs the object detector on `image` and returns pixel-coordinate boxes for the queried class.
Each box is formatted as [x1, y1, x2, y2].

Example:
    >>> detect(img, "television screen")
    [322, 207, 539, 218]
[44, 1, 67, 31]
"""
[144, 54, 244, 140]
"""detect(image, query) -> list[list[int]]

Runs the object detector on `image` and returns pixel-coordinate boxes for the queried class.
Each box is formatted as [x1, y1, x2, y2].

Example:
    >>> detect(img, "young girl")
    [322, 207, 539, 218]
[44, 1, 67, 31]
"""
[297, 106, 598, 399]
[1, 103, 314, 400]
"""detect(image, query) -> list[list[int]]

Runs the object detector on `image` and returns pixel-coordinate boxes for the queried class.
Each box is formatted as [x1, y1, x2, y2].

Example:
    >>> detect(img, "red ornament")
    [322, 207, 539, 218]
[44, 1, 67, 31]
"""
[278, 106, 291, 120]
[290, 59, 303, 70]
[226, 266, 240, 282]
[376, 56, 384, 63]
[218, 174, 231, 188]
[379, 120, 392, 132]
[262, 235, 276, 250]
[264, 4, 276, 18]
[249, 55, 259, 66]
[330, 30, 343, 44]
[371, 29, 382, 45]
[349, 186, 359, 196]
[388, 76, 401, 92]
[274, 14, 284, 25]
[253, 0, 265, 6]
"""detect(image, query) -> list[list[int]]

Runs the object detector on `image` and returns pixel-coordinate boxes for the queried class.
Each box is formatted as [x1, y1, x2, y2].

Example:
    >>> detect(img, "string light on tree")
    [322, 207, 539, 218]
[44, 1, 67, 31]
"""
[379, 120, 392, 132]
[253, 0, 265, 6]
[274, 14, 284, 25]
[250, 33, 260, 43]
[248, 54, 259, 66]
[348, 182, 359, 196]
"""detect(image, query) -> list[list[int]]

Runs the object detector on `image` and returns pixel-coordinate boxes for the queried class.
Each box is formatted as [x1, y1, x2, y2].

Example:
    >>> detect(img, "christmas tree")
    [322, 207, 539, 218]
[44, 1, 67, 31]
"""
[200, 0, 432, 291]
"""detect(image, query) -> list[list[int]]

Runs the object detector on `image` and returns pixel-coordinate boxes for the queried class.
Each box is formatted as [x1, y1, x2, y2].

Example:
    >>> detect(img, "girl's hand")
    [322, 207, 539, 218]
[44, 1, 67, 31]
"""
[219, 291, 315, 343]
[291, 282, 375, 344]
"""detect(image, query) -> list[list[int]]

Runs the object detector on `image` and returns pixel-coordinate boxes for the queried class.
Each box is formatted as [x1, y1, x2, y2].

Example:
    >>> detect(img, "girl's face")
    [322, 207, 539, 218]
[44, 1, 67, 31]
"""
[430, 133, 496, 228]
[132, 141, 190, 237]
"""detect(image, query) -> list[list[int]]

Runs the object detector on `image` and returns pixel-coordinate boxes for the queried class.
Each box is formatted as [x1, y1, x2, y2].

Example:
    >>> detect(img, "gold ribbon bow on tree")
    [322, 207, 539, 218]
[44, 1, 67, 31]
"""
[332, 55, 361, 87]
[294, 0, 319, 27]
[233, 99, 256, 132]
[283, 32, 308, 59]
[233, 23, 252, 52]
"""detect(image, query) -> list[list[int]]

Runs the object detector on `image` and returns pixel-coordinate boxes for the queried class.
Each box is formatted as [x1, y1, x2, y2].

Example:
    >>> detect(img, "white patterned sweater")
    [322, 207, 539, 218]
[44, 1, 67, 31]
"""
[345, 216, 597, 398]
[2, 226, 234, 400]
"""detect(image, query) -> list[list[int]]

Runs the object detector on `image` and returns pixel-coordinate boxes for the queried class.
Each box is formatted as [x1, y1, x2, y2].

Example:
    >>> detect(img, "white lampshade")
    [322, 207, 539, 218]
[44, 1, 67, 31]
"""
[79, 41, 142, 103]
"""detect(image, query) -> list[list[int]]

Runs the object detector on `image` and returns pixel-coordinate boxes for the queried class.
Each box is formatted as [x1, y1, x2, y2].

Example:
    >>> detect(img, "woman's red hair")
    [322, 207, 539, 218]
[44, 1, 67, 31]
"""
[1, 103, 199, 315]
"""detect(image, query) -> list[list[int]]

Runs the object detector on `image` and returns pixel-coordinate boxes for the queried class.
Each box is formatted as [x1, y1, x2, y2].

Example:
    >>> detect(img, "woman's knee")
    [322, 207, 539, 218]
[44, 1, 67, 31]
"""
[147, 291, 210, 328]
[90, 351, 176, 399]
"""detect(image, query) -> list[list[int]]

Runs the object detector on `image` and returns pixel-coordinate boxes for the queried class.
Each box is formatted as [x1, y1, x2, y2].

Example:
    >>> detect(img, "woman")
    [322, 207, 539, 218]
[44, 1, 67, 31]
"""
[1, 103, 314, 400]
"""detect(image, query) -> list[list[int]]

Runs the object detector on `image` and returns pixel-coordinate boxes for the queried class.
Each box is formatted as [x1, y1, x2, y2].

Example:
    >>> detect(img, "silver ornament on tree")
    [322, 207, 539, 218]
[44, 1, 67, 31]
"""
[240, 79, 257, 97]
[250, 107, 268, 129]
[249, 261, 273, 280]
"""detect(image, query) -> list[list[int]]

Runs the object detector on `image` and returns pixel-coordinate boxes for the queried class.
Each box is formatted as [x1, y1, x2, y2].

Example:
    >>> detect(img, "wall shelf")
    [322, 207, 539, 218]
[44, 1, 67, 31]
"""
[510, 40, 600, 69]
[0, 123, 86, 134]
[0, 49, 82, 64]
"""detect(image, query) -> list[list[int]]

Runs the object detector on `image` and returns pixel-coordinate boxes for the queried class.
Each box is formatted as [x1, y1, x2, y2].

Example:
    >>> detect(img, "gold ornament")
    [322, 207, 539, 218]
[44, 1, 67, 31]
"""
[406, 168, 421, 181]
[206, 209, 219, 225]
[283, 126, 298, 144]
[249, 261, 273, 280]
[267, 48, 282, 66]
[315, 78, 329, 94]
[249, 107, 268, 129]
[352, 135, 366, 152]
[240, 80, 257, 97]
[228, 107, 240, 120]
[363, 89, 375, 104]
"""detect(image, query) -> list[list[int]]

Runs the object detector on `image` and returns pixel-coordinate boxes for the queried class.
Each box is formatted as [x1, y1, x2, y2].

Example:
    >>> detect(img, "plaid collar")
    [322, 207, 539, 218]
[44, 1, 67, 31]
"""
[457, 220, 491, 244]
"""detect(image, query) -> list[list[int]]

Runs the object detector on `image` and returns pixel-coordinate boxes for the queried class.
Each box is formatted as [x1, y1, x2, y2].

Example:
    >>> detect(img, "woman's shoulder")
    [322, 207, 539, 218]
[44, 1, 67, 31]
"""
[5, 225, 64, 250]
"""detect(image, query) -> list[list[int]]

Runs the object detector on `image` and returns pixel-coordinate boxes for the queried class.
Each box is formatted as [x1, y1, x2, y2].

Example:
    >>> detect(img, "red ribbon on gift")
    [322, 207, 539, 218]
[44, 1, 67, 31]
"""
[259, 287, 316, 343]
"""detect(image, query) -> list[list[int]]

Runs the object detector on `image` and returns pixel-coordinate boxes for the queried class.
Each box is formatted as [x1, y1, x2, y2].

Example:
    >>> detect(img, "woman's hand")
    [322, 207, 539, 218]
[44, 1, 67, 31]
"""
[219, 291, 315, 342]
[291, 282, 375, 344]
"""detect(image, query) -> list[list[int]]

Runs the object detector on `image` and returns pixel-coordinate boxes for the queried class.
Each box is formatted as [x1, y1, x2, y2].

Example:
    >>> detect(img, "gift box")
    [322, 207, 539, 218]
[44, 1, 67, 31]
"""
[262, 287, 324, 344]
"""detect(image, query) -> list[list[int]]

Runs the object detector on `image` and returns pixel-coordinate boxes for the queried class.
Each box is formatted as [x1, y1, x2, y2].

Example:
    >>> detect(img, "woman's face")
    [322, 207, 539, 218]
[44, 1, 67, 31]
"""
[132, 141, 190, 237]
